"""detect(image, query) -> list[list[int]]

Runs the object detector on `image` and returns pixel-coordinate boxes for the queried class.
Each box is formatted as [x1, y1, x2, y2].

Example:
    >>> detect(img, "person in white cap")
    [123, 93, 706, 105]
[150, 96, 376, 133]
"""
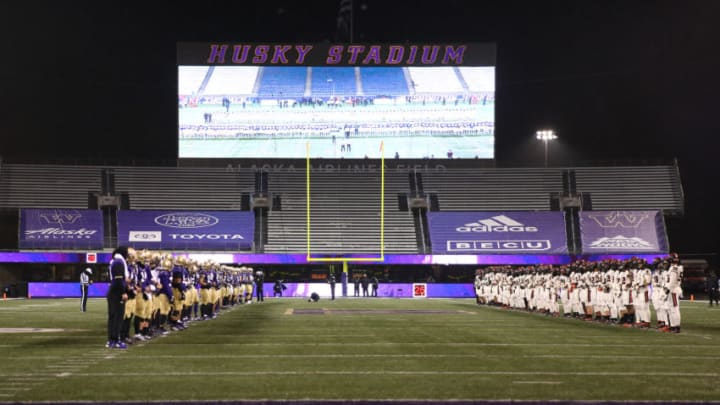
[80, 267, 93, 312]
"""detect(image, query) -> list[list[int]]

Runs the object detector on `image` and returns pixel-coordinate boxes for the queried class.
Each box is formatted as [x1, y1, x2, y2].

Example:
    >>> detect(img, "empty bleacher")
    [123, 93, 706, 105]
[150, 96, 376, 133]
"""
[256, 67, 307, 98]
[0, 164, 102, 208]
[203, 66, 259, 96]
[422, 164, 684, 214]
[423, 167, 565, 211]
[458, 67, 495, 93]
[407, 67, 464, 94]
[359, 67, 410, 96]
[113, 166, 254, 210]
[573, 166, 684, 214]
[0, 161, 684, 252]
[178, 66, 210, 96]
[310, 67, 357, 97]
[265, 170, 418, 254]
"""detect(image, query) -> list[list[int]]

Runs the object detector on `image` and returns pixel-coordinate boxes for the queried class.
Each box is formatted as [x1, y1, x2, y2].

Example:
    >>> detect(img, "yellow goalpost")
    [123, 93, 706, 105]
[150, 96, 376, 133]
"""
[306, 141, 385, 264]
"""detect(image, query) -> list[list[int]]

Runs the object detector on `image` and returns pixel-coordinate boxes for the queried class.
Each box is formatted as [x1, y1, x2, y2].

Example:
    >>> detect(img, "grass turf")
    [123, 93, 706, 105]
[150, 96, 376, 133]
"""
[1, 297, 720, 402]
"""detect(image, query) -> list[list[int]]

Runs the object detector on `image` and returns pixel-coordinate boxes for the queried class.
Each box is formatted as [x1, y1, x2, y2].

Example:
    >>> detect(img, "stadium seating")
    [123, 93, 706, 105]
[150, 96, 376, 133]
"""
[310, 67, 357, 97]
[256, 67, 307, 98]
[422, 165, 684, 214]
[0, 162, 684, 252]
[359, 68, 410, 96]
[407, 67, 464, 93]
[265, 170, 418, 254]
[458, 67, 495, 93]
[573, 166, 684, 214]
[178, 66, 210, 96]
[422, 167, 564, 211]
[113, 166, 254, 210]
[203, 66, 259, 96]
[0, 164, 101, 208]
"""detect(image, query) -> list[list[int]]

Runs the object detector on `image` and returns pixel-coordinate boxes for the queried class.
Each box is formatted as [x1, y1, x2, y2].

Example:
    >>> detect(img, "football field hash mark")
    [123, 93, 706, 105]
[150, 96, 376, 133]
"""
[512, 381, 563, 385]
[0, 328, 68, 333]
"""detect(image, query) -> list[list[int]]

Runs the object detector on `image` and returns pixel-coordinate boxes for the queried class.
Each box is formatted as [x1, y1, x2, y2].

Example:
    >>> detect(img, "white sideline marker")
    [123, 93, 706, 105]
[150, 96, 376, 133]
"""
[513, 381, 563, 385]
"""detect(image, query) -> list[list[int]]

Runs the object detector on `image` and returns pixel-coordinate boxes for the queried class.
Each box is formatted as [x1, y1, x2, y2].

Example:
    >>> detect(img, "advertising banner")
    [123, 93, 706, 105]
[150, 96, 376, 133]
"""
[19, 209, 104, 249]
[580, 210, 669, 254]
[28, 282, 109, 298]
[427, 211, 568, 254]
[27, 282, 475, 299]
[117, 210, 254, 250]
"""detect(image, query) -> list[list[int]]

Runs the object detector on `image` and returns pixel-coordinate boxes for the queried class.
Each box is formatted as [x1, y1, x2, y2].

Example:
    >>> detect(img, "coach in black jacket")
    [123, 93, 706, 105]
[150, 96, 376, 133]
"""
[107, 247, 129, 348]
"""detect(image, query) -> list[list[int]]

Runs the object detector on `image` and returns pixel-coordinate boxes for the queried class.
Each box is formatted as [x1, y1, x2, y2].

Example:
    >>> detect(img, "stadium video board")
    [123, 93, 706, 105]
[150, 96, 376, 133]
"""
[177, 43, 495, 159]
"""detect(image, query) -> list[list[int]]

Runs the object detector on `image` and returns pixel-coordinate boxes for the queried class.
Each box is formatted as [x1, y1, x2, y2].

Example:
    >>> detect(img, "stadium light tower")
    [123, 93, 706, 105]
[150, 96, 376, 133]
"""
[536, 129, 558, 167]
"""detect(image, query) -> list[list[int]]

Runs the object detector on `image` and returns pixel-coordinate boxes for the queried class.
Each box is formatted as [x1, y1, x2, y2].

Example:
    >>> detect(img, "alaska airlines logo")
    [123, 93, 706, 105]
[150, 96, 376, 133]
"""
[588, 211, 648, 228]
[39, 211, 82, 226]
[154, 213, 219, 229]
[589, 236, 653, 250]
[456, 215, 538, 233]
[25, 228, 96, 236]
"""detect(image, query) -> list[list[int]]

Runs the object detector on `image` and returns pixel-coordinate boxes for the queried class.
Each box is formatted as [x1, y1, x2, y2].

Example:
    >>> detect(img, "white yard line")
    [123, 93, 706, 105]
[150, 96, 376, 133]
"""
[512, 381, 563, 384]
[44, 370, 720, 377]
[6, 353, 720, 361]
[159, 342, 720, 348]
[26, 335, 96, 339]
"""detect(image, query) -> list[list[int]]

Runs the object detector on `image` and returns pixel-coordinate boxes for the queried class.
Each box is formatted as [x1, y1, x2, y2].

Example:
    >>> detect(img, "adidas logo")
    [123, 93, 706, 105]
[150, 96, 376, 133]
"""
[456, 215, 538, 233]
[588, 236, 653, 250]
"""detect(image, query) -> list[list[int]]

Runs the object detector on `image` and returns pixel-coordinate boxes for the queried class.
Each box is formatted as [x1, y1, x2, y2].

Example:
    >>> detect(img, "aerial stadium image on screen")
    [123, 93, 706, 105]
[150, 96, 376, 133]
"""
[178, 65, 495, 159]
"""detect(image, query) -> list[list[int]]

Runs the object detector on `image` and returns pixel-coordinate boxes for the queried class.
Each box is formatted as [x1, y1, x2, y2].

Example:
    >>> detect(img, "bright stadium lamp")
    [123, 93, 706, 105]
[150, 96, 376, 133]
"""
[536, 129, 558, 167]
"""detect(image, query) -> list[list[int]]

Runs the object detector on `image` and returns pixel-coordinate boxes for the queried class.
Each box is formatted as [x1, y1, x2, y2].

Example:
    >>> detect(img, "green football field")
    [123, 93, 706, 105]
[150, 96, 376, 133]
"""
[178, 103, 495, 159]
[1, 297, 720, 402]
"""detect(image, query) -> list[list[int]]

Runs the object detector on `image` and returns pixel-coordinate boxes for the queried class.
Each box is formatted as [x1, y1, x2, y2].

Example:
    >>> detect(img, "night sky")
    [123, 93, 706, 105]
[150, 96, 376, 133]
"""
[0, 1, 718, 256]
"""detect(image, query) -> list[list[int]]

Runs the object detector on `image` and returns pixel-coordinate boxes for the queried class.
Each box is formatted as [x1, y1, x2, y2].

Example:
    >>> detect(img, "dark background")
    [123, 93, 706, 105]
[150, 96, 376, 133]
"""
[0, 1, 717, 256]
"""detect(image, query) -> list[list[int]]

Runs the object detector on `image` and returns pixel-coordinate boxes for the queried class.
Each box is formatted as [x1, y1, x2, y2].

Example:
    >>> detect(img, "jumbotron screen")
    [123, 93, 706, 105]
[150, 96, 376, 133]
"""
[177, 43, 495, 159]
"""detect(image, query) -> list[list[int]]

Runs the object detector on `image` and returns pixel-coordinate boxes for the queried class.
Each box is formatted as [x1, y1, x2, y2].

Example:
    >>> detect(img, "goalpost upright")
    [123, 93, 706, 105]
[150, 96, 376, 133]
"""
[306, 141, 385, 264]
